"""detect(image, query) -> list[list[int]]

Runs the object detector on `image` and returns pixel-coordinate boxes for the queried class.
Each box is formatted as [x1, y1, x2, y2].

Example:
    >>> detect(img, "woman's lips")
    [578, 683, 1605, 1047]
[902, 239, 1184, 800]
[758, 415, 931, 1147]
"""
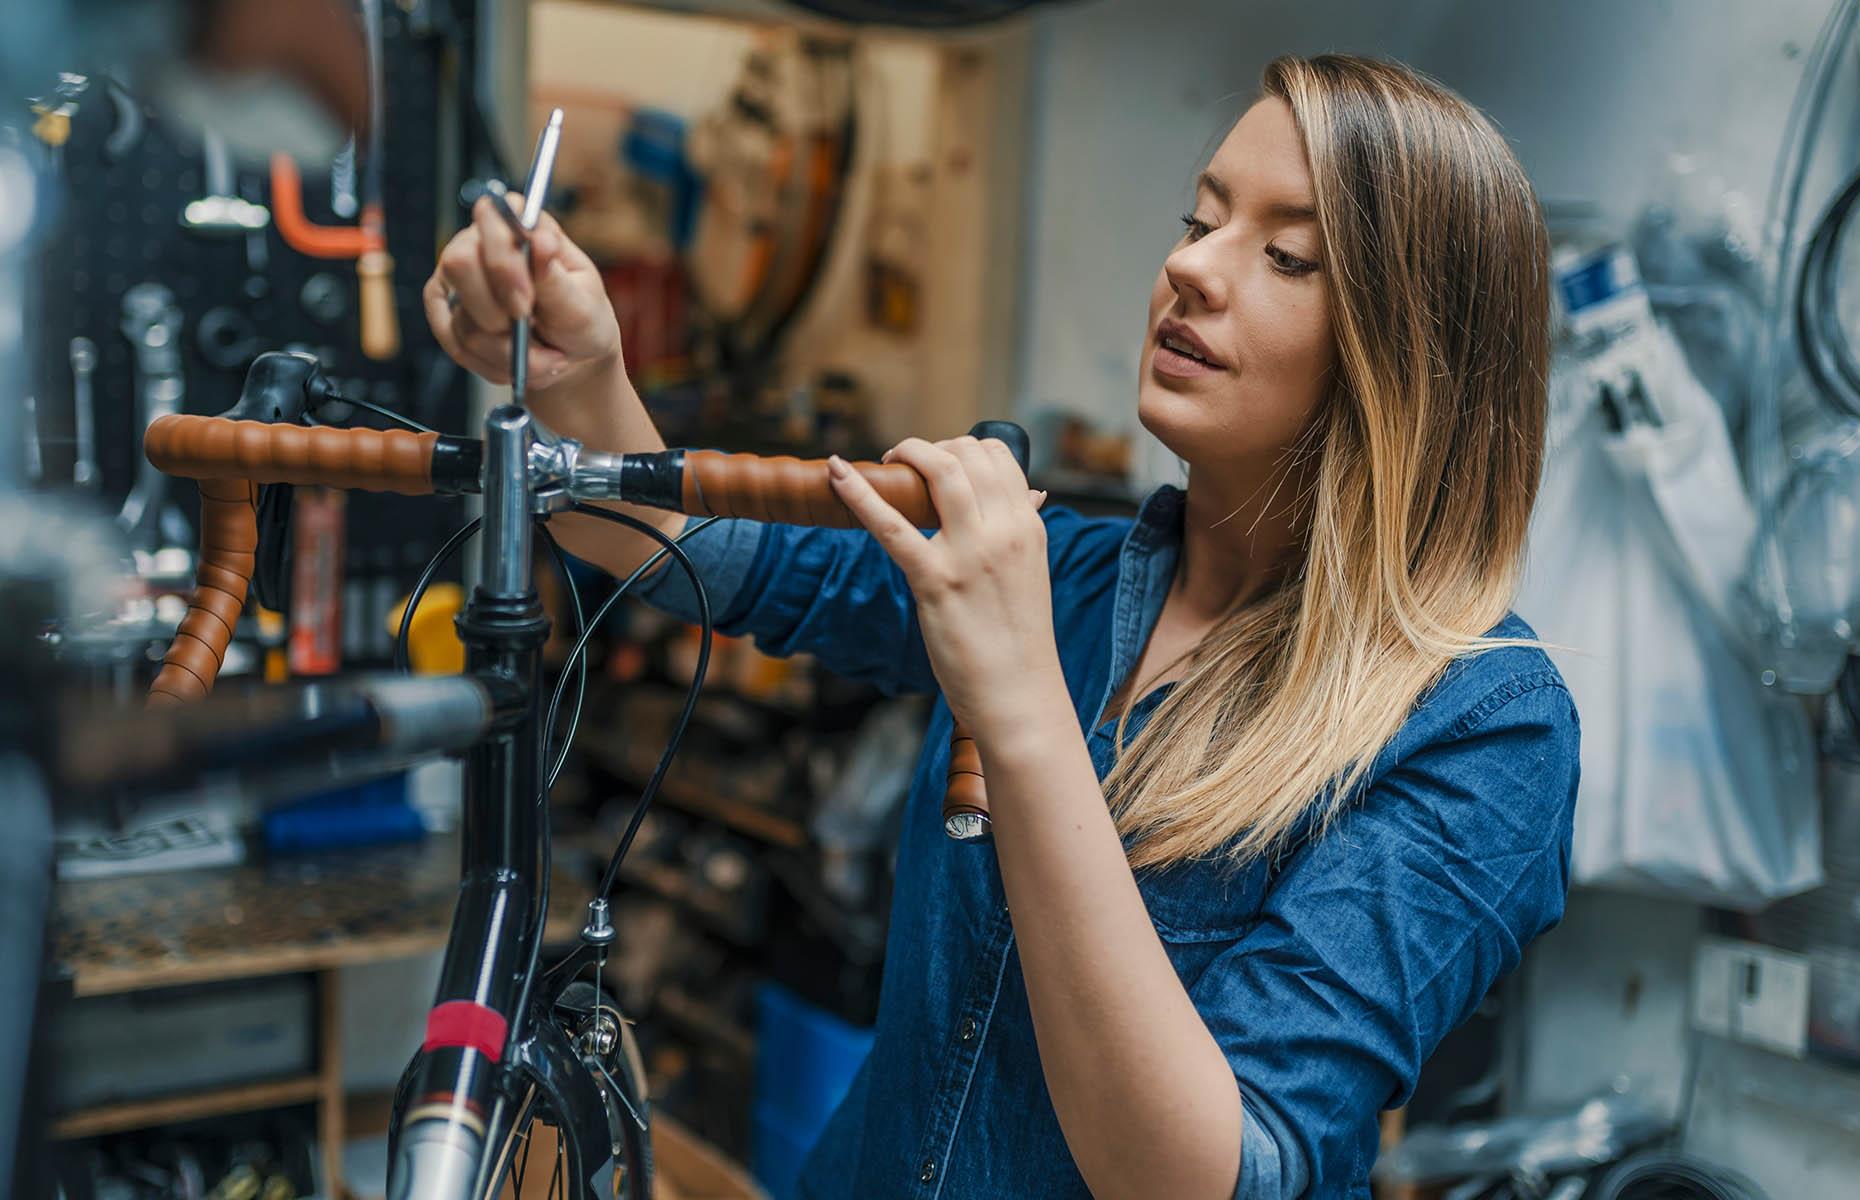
[1152, 341, 1223, 379]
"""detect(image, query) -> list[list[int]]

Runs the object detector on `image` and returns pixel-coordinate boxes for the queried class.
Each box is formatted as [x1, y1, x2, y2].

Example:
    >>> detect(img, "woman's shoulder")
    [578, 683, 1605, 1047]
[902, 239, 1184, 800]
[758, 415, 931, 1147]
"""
[1388, 610, 1579, 770]
[1339, 612, 1579, 876]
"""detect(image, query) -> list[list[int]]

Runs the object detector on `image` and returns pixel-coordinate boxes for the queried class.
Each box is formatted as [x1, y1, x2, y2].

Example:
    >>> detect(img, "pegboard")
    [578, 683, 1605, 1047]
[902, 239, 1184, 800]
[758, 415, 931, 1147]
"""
[30, 3, 487, 665]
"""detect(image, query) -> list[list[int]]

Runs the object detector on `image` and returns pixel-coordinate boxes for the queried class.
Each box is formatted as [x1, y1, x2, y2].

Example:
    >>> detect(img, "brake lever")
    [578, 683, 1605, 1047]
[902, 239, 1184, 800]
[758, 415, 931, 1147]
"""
[253, 483, 295, 612]
[223, 351, 351, 612]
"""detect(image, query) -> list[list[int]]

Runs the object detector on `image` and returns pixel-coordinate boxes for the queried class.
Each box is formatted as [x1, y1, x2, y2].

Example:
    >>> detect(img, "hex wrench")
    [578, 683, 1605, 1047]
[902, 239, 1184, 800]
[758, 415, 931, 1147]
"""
[511, 109, 563, 408]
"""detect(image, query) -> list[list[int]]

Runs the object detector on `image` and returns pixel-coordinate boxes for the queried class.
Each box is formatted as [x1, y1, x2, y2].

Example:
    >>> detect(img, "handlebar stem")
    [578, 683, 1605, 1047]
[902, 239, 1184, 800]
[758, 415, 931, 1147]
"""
[481, 406, 533, 600]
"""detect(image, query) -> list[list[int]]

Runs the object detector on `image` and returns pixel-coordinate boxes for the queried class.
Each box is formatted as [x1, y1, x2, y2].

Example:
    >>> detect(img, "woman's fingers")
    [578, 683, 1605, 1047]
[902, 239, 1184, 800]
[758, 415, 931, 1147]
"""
[979, 436, 1031, 488]
[530, 209, 590, 279]
[435, 226, 507, 335]
[937, 435, 1046, 520]
[827, 454, 934, 576]
[425, 288, 510, 382]
[425, 267, 575, 386]
[424, 272, 499, 381]
[882, 437, 983, 532]
[474, 193, 533, 320]
[943, 436, 1015, 518]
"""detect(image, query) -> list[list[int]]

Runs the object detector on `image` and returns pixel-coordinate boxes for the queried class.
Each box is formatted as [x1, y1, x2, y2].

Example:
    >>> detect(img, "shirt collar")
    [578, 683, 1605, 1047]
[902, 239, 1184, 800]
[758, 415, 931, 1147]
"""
[1127, 483, 1187, 554]
[1090, 484, 1186, 734]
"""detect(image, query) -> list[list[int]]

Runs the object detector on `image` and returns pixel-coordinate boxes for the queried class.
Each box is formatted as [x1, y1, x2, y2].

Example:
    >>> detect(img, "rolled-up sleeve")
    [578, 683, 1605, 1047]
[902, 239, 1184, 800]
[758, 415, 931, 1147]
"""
[631, 515, 766, 627]
[630, 514, 939, 694]
[1202, 676, 1579, 1197]
[633, 505, 1111, 698]
[1236, 1090, 1302, 1199]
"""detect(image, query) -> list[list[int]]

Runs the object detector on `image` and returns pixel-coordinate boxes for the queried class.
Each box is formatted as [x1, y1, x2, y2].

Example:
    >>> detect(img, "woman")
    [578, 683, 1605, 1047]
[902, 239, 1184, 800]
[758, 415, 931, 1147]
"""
[427, 53, 1577, 1200]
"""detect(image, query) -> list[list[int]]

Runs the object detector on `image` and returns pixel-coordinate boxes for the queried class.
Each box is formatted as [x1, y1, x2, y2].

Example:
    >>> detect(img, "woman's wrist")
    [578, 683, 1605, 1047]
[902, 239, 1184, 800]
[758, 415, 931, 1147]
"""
[968, 665, 1077, 766]
[526, 349, 638, 447]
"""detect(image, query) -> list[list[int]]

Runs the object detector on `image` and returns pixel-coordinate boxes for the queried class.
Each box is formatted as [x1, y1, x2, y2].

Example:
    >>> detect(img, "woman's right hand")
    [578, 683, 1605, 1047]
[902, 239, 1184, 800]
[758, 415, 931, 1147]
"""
[423, 196, 622, 393]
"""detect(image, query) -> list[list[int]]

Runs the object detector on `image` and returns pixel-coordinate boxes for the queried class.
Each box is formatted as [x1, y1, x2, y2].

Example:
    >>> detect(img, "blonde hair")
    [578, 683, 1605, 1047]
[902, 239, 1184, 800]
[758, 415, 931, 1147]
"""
[1108, 54, 1551, 870]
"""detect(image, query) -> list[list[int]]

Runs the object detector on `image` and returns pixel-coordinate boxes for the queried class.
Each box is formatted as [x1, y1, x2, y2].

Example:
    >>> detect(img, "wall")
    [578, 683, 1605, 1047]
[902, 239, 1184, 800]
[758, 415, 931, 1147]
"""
[1014, 0, 1857, 486]
[527, 0, 1011, 443]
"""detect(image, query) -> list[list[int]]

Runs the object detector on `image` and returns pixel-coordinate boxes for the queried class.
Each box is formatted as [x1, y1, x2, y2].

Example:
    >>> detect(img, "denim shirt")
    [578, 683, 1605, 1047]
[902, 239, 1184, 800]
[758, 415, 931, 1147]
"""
[636, 485, 1579, 1199]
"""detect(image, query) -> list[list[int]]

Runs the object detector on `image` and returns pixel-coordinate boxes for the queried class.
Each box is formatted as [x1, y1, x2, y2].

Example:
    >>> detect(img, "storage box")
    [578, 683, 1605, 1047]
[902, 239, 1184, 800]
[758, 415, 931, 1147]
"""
[751, 984, 873, 1200]
[50, 974, 315, 1112]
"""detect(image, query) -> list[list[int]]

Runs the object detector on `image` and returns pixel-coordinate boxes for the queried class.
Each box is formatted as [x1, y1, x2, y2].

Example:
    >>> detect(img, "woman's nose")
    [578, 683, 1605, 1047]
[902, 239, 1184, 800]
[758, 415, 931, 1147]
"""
[1163, 241, 1227, 312]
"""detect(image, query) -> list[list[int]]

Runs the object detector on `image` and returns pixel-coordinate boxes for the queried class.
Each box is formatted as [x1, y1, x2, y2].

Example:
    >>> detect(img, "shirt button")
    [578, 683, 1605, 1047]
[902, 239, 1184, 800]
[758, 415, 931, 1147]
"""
[959, 1018, 978, 1042]
[920, 1159, 937, 1183]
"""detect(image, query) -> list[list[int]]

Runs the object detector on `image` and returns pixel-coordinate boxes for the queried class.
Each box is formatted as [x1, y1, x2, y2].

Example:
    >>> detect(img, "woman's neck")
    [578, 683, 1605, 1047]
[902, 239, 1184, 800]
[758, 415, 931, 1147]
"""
[1177, 450, 1312, 619]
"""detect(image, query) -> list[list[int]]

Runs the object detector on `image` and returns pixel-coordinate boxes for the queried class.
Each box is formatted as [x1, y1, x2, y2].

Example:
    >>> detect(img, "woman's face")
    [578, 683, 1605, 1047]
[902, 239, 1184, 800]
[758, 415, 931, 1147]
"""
[1139, 98, 1335, 471]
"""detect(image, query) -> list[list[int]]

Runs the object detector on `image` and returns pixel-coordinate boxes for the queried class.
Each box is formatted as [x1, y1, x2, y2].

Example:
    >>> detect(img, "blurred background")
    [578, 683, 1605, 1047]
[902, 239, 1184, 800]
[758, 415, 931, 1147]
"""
[8, 1, 1860, 1199]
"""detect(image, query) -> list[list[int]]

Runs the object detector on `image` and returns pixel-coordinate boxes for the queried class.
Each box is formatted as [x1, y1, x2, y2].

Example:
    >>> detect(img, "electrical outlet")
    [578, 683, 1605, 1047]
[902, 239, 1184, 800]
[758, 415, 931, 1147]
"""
[1691, 936, 1811, 1057]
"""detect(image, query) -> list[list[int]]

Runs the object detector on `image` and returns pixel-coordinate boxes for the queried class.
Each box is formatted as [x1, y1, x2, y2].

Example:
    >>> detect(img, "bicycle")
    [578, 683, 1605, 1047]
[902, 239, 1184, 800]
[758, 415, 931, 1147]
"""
[117, 271, 1029, 1200]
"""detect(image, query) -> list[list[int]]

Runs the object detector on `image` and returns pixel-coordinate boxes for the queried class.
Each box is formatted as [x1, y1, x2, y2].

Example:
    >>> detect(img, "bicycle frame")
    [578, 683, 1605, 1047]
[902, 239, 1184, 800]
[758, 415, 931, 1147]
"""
[387, 405, 622, 1200]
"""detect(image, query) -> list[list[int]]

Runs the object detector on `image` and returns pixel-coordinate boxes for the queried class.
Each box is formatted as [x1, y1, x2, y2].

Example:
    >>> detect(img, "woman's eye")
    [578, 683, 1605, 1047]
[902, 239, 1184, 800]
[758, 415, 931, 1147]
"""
[1267, 245, 1319, 277]
[1179, 213, 1213, 242]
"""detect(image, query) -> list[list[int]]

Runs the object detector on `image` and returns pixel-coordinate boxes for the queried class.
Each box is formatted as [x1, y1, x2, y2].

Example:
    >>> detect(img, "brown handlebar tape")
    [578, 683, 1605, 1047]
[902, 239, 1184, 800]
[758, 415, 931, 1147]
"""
[143, 416, 440, 706]
[682, 449, 937, 528]
[944, 729, 989, 823]
[148, 478, 260, 707]
[144, 414, 440, 494]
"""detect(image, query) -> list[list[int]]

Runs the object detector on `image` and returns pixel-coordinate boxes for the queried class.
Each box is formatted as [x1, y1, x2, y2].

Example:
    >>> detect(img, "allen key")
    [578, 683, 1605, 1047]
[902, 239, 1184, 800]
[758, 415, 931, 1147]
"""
[511, 109, 563, 407]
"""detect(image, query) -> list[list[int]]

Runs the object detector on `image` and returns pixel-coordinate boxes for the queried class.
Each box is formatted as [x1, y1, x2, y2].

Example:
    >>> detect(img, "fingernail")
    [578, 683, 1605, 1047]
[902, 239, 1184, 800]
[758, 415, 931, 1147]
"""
[827, 454, 849, 480]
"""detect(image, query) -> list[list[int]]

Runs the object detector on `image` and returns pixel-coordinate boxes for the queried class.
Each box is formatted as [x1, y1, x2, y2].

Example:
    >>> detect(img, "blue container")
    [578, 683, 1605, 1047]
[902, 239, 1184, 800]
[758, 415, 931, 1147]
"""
[750, 1102, 815, 1200]
[263, 772, 423, 855]
[752, 984, 874, 1199]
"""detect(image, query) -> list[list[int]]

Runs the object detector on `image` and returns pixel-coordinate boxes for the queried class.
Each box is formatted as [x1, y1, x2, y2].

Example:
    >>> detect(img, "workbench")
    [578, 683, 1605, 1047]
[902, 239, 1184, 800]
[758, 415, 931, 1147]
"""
[49, 832, 583, 1195]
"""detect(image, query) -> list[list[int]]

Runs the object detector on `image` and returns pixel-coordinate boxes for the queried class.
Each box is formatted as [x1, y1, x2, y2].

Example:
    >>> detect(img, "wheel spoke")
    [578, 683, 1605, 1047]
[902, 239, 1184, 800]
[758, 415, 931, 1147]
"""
[511, 1123, 530, 1197]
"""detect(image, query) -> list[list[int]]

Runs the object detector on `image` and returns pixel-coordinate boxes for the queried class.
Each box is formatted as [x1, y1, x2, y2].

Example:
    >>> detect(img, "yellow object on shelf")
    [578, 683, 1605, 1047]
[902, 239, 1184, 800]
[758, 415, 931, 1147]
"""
[256, 607, 289, 684]
[385, 582, 466, 675]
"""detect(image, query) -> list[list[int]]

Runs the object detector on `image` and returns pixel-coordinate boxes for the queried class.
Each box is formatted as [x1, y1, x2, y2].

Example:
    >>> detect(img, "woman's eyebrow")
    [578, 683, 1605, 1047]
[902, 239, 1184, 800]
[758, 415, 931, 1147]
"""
[1195, 171, 1315, 221]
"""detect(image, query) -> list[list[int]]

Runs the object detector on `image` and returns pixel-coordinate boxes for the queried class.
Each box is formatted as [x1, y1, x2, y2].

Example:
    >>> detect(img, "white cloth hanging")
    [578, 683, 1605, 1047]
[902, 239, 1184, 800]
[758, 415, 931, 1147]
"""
[1516, 325, 1821, 909]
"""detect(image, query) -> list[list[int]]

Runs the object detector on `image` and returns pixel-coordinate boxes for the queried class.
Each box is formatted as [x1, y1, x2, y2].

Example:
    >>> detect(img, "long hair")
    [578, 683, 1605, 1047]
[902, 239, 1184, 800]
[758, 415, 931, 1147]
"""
[1108, 54, 1551, 870]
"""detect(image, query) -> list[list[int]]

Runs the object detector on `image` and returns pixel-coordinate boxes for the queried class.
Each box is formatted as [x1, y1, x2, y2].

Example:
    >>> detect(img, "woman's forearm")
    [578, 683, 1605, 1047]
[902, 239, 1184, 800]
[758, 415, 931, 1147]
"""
[976, 684, 1243, 1200]
[523, 352, 686, 579]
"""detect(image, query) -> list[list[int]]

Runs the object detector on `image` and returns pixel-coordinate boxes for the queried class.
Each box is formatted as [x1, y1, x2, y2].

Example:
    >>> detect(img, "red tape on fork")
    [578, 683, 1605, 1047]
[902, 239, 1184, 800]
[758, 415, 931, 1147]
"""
[423, 1000, 509, 1063]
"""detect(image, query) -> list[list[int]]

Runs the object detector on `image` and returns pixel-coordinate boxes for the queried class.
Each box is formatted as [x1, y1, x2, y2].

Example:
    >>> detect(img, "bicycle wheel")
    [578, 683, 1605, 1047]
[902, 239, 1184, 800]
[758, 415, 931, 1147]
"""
[482, 981, 652, 1200]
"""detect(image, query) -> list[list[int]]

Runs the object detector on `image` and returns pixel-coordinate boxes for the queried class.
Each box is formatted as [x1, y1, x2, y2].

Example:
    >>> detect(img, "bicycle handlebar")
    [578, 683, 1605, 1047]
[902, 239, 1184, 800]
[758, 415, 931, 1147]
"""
[681, 450, 936, 527]
[147, 476, 259, 707]
[144, 414, 442, 492]
[69, 673, 495, 790]
[145, 412, 1021, 838]
[142, 416, 449, 707]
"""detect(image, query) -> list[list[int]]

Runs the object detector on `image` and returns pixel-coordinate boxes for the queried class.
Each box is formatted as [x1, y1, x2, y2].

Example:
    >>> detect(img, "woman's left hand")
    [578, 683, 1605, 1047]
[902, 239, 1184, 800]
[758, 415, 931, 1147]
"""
[827, 436, 1065, 730]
